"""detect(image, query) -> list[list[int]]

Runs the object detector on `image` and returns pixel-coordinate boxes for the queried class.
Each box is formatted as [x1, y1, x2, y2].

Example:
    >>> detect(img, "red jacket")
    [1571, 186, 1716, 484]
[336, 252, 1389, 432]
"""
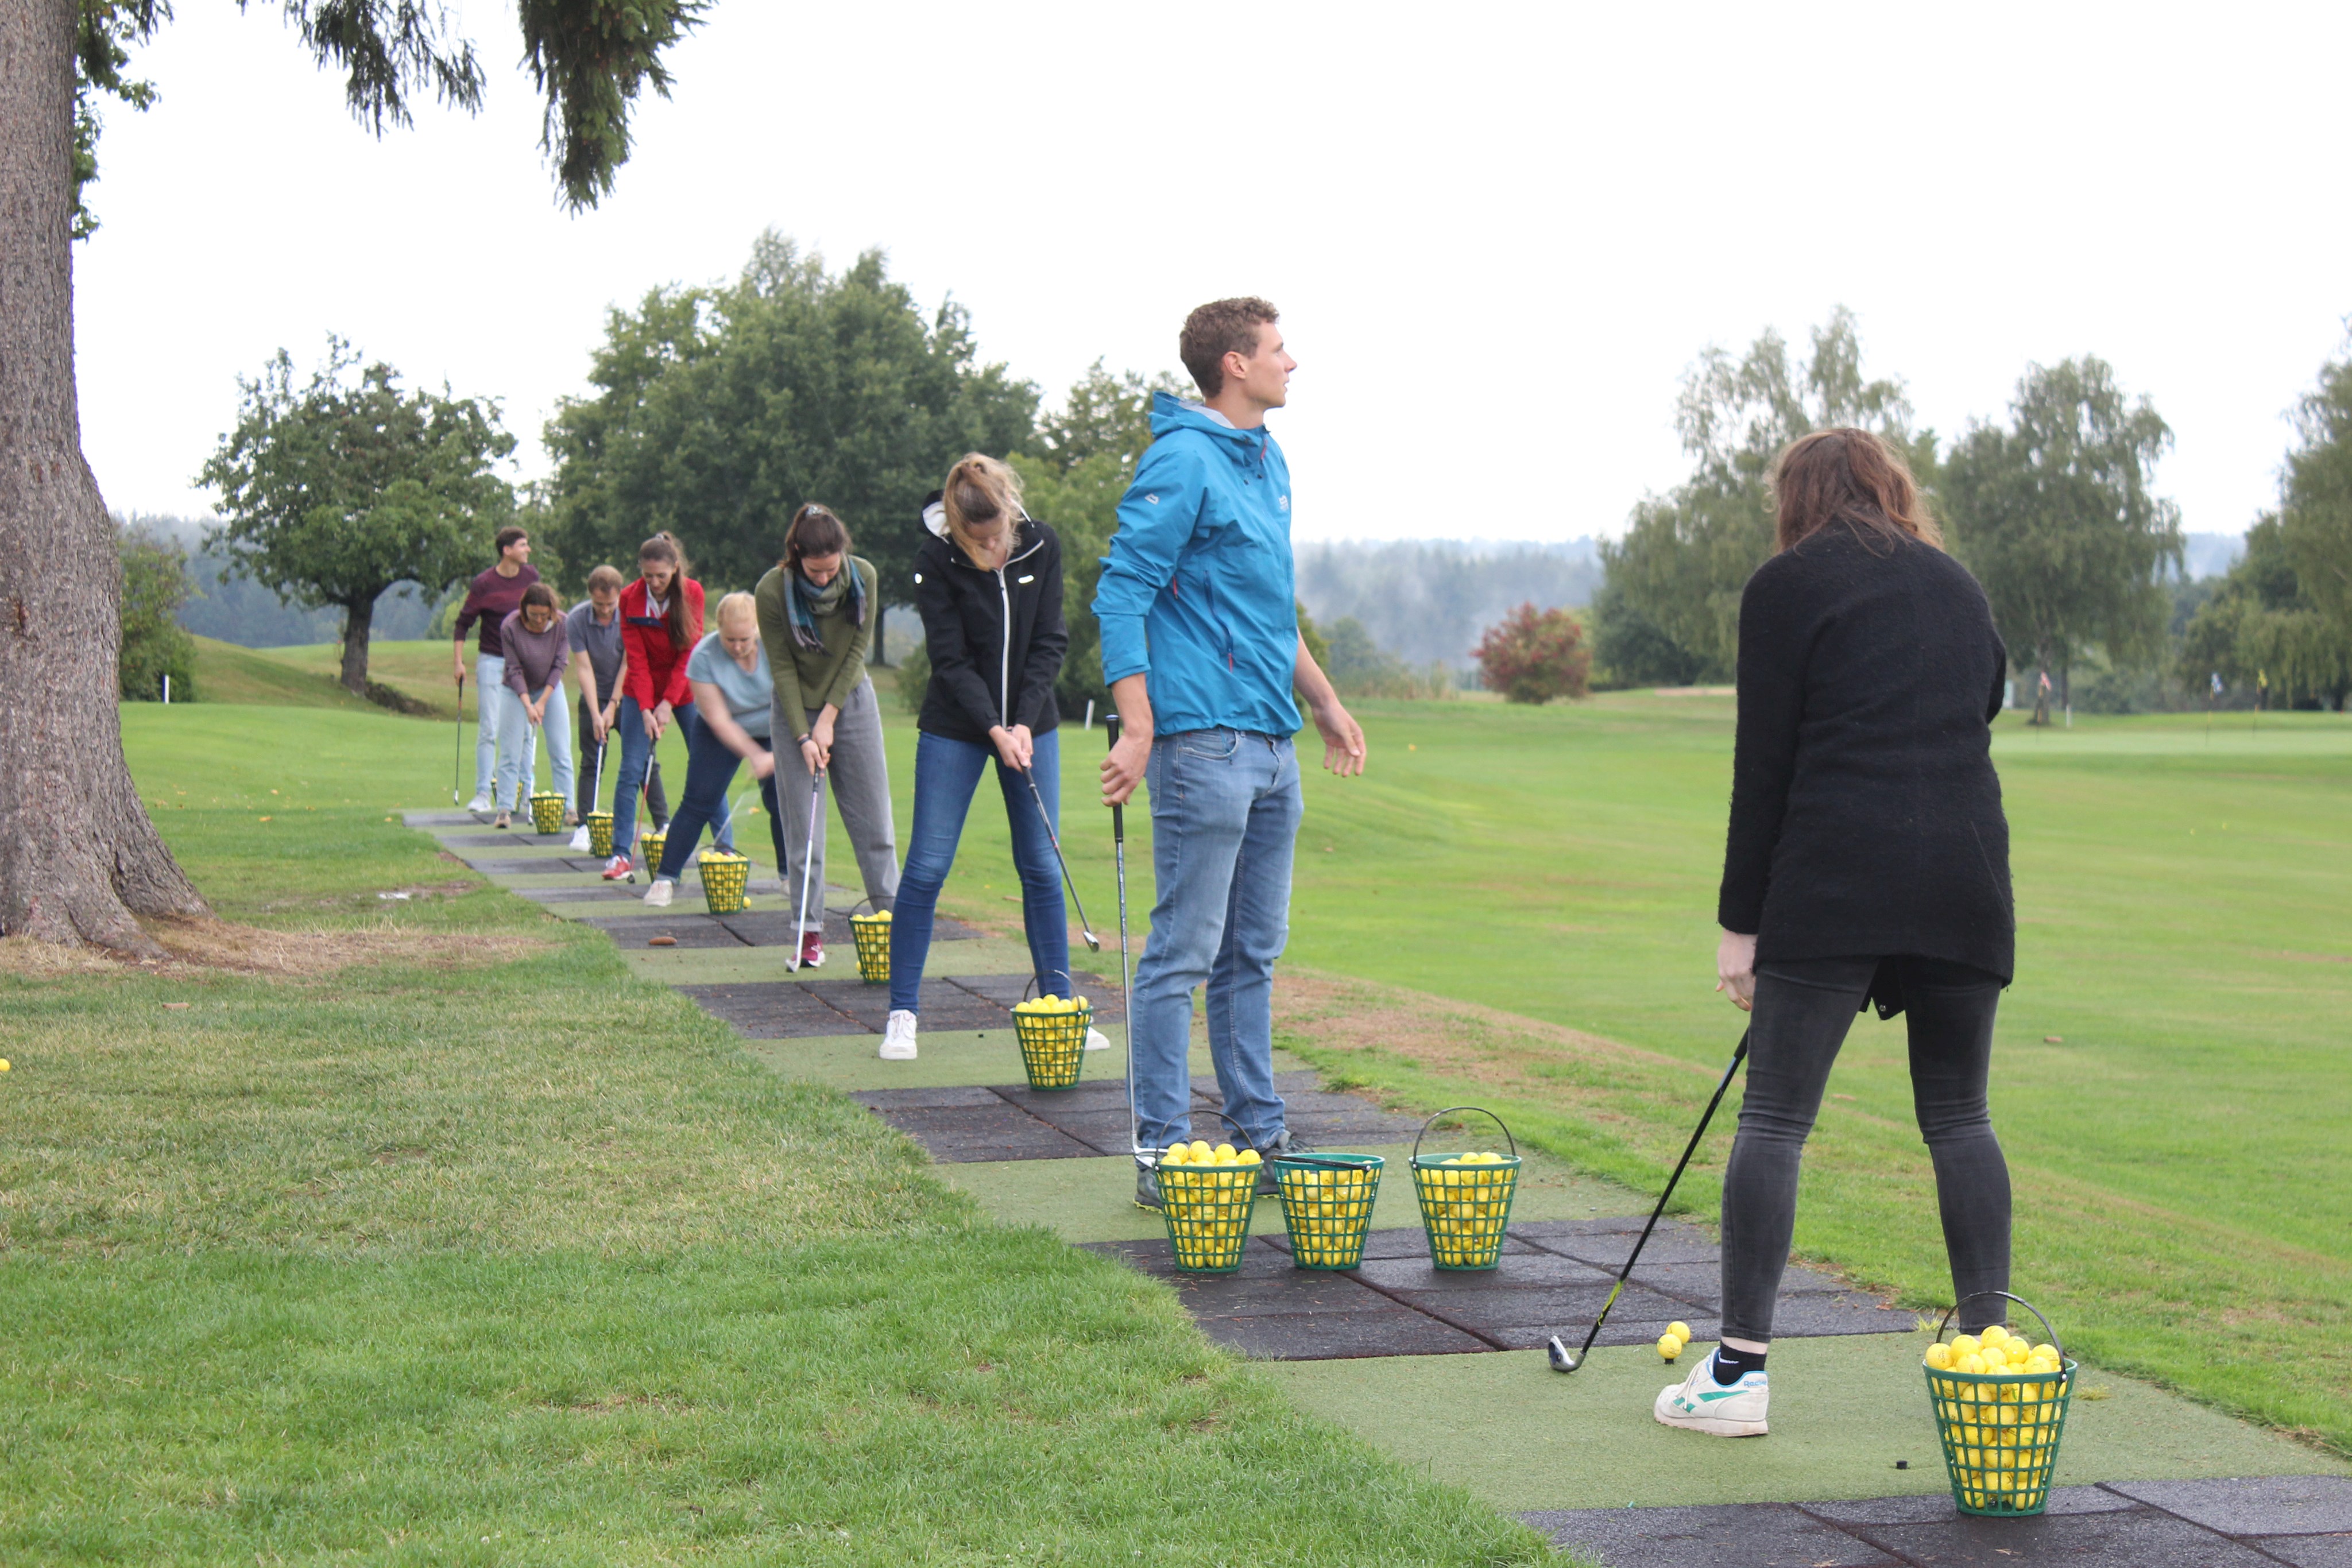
[620, 576, 705, 709]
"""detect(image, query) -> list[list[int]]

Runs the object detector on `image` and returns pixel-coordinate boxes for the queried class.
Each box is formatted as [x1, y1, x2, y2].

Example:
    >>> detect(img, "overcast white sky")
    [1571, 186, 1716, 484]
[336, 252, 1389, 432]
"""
[75, 2, 2351, 547]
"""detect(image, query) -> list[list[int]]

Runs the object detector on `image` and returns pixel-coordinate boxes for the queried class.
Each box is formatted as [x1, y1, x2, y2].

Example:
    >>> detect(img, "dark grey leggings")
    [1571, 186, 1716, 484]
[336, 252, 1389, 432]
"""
[1720, 955, 2010, 1342]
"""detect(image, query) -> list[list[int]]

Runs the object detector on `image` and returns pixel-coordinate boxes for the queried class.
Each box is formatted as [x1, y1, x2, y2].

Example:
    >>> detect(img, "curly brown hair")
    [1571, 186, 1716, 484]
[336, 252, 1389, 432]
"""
[1770, 428, 1942, 553]
[1179, 297, 1280, 398]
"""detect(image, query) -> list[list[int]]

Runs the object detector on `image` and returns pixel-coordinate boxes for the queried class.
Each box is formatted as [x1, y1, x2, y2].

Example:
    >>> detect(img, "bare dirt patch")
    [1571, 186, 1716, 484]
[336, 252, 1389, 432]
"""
[0, 916, 544, 981]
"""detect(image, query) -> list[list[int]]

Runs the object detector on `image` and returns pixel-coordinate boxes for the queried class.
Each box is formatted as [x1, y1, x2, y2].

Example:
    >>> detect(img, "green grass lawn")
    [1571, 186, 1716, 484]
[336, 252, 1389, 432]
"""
[0, 702, 1549, 1565]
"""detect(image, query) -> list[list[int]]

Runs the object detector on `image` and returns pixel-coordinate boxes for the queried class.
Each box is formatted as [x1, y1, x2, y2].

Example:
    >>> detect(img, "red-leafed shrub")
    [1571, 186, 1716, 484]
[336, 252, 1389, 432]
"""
[1473, 603, 1591, 704]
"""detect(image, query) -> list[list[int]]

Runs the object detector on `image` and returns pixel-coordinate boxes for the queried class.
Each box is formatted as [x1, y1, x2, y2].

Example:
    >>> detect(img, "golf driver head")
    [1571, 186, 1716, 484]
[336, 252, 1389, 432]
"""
[1547, 1337, 1582, 1373]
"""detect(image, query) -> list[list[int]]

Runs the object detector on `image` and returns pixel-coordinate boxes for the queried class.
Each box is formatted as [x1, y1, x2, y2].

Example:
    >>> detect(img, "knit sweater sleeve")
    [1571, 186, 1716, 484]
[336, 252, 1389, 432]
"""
[755, 570, 811, 730]
[1717, 556, 1811, 934]
[818, 559, 877, 710]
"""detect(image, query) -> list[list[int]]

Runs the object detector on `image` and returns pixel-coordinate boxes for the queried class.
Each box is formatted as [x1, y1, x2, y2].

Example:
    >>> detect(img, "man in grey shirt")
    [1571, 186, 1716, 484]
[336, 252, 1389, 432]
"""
[566, 565, 667, 850]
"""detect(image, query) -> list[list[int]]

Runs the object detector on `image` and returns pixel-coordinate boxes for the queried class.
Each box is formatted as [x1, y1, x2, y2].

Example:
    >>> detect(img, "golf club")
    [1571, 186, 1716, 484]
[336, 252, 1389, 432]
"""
[788, 765, 826, 973]
[1549, 1028, 1750, 1373]
[1107, 715, 1146, 1166]
[1018, 764, 1100, 950]
[452, 674, 465, 806]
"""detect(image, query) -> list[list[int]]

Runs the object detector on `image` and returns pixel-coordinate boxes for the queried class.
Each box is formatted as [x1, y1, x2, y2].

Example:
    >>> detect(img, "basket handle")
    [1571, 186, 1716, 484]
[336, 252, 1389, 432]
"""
[1936, 1290, 2064, 1362]
[1020, 970, 1077, 1004]
[1411, 1105, 1517, 1166]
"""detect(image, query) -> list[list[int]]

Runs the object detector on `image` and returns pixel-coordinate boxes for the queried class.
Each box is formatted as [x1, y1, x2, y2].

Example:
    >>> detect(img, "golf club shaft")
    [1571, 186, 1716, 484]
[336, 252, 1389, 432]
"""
[1019, 764, 1098, 949]
[1568, 1030, 1749, 1367]
[1107, 714, 1143, 1162]
[791, 765, 824, 972]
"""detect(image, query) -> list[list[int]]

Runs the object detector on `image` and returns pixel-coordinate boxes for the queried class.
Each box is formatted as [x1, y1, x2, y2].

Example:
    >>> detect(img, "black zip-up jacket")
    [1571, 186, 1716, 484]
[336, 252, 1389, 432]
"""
[911, 493, 1066, 745]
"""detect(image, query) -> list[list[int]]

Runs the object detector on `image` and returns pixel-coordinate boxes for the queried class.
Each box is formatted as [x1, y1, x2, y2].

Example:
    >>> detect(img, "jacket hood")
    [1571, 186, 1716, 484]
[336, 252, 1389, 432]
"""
[919, 489, 1043, 563]
[1147, 390, 1270, 452]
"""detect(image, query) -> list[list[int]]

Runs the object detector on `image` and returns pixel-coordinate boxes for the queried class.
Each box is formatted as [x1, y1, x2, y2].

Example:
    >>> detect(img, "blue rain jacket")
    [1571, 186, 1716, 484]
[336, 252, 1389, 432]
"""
[1093, 393, 1300, 737]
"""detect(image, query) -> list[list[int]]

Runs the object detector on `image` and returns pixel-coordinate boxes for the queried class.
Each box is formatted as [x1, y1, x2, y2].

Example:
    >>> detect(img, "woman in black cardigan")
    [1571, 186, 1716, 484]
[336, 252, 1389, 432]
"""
[880, 454, 1081, 1062]
[1657, 428, 2016, 1439]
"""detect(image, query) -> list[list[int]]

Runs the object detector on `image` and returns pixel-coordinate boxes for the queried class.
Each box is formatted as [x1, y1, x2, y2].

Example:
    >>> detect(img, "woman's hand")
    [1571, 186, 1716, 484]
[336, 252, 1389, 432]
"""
[991, 723, 1034, 772]
[750, 749, 776, 781]
[1716, 929, 1758, 1012]
[648, 699, 673, 741]
[798, 736, 823, 776]
[590, 708, 608, 745]
[810, 708, 837, 770]
[526, 695, 545, 726]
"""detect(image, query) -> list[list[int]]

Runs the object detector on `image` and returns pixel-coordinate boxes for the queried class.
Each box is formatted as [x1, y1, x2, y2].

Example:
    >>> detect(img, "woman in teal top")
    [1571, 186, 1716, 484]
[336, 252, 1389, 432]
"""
[752, 504, 900, 968]
[641, 593, 790, 908]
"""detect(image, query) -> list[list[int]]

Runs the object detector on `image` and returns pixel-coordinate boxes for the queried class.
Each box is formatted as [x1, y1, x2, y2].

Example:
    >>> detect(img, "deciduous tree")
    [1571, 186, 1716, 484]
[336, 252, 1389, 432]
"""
[1941, 358, 2180, 716]
[1595, 309, 1924, 681]
[200, 340, 514, 695]
[2, 0, 699, 948]
[116, 520, 195, 700]
[542, 235, 1038, 659]
[1474, 602, 1590, 704]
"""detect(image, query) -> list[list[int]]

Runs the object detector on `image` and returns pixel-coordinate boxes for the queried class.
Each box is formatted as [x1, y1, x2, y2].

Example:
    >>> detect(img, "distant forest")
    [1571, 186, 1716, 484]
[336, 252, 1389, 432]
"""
[126, 515, 446, 648]
[1295, 539, 1601, 670]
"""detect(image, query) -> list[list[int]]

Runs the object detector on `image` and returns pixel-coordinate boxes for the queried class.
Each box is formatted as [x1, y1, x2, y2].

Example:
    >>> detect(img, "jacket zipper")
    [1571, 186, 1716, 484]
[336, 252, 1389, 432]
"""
[995, 566, 1012, 726]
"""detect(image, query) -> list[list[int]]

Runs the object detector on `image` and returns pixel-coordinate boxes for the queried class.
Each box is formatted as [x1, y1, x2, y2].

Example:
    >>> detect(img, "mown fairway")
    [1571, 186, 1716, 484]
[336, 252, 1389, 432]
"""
[0, 702, 1549, 1565]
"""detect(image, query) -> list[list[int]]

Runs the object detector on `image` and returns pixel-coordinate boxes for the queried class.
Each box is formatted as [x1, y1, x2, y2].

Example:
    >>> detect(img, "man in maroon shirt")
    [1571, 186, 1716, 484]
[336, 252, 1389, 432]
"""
[451, 526, 540, 812]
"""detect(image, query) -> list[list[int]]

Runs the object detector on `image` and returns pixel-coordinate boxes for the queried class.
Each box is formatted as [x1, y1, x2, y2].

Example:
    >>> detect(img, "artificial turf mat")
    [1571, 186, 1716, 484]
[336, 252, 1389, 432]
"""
[939, 1141, 1643, 1244]
[1259, 1340, 2352, 1515]
[620, 936, 1042, 985]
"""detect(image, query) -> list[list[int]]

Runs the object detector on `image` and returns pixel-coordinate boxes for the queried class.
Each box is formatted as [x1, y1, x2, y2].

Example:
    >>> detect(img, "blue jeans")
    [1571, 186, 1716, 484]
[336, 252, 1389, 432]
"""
[613, 696, 702, 857]
[890, 728, 1070, 1015]
[1129, 729, 1302, 1151]
[473, 654, 532, 803]
[656, 723, 785, 881]
[494, 677, 573, 814]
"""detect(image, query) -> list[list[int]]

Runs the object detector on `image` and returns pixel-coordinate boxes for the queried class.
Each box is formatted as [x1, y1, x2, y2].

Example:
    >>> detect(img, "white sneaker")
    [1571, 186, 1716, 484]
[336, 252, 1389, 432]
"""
[879, 1009, 918, 1061]
[567, 826, 591, 852]
[1654, 1350, 1769, 1437]
[642, 878, 674, 908]
[466, 793, 494, 813]
[1084, 1027, 1111, 1052]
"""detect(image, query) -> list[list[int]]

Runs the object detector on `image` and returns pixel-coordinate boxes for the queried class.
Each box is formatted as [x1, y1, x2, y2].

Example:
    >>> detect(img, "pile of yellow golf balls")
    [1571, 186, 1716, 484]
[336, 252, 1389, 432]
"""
[1418, 1151, 1516, 1266]
[1160, 1140, 1262, 1168]
[1655, 1321, 1695, 1361]
[1012, 993, 1089, 1015]
[1279, 1163, 1378, 1265]
[1925, 1323, 2071, 1508]
[852, 908, 893, 921]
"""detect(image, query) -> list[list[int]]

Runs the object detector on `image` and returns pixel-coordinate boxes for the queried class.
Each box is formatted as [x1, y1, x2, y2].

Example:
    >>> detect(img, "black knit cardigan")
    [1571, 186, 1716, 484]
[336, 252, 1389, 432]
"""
[1717, 524, 2016, 986]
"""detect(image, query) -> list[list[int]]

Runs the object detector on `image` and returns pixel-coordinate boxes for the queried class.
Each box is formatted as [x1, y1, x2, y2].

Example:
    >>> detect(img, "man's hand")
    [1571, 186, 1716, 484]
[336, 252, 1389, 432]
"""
[1309, 698, 1367, 778]
[991, 723, 1034, 772]
[1716, 929, 1758, 1013]
[452, 646, 467, 687]
[1100, 731, 1149, 806]
[590, 710, 608, 745]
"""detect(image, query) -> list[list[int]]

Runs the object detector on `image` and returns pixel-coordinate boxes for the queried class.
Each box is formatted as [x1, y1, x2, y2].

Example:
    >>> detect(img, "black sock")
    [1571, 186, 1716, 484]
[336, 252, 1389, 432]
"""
[1713, 1344, 1767, 1384]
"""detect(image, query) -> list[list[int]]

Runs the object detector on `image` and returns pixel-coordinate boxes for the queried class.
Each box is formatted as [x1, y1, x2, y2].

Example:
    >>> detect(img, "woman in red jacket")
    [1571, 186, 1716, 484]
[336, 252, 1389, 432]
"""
[604, 533, 708, 878]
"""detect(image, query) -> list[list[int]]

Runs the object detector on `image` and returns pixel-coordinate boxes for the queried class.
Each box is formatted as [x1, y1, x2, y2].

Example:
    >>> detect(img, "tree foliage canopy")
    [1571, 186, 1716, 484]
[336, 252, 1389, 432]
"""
[199, 339, 515, 691]
[116, 521, 197, 701]
[1475, 603, 1591, 704]
[2177, 344, 2352, 710]
[71, 0, 703, 235]
[1594, 309, 1923, 683]
[544, 235, 1039, 624]
[1941, 357, 2180, 693]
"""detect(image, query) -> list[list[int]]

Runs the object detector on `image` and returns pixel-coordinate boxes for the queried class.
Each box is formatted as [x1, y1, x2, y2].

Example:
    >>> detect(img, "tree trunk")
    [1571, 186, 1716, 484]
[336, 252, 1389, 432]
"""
[339, 592, 376, 694]
[0, 0, 207, 950]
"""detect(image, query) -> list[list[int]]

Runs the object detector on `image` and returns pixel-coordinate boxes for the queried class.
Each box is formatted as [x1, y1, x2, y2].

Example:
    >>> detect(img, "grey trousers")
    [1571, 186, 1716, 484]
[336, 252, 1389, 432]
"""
[771, 676, 899, 931]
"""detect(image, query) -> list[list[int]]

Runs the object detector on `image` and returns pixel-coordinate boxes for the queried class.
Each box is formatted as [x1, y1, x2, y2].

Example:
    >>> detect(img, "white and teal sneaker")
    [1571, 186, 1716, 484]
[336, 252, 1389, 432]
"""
[1654, 1350, 1769, 1437]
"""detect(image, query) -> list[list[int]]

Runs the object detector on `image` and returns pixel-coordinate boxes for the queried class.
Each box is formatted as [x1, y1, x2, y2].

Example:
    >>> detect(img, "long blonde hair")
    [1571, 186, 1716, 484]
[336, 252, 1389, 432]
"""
[942, 453, 1023, 568]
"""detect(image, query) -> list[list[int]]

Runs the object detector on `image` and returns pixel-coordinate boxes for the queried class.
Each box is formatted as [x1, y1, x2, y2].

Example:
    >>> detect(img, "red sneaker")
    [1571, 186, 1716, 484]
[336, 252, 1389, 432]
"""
[600, 854, 633, 881]
[797, 931, 826, 969]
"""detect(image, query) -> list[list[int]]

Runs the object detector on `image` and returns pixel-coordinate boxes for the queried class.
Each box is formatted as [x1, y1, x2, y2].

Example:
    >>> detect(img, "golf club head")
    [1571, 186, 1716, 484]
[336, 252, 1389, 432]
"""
[1547, 1337, 1583, 1373]
[1081, 930, 1101, 951]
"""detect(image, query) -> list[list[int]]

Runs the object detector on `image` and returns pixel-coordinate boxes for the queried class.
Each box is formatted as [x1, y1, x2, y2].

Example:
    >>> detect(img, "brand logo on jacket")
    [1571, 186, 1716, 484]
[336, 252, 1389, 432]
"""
[1278, 495, 1290, 511]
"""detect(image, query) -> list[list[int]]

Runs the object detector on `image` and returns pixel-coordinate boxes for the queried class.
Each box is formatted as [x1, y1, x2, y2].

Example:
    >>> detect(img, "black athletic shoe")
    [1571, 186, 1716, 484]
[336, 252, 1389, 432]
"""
[1251, 1128, 1313, 1193]
[1134, 1162, 1161, 1211]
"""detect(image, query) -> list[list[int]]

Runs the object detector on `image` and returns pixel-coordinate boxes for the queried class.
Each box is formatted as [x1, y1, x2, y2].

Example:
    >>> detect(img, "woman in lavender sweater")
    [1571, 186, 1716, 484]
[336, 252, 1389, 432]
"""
[493, 583, 578, 830]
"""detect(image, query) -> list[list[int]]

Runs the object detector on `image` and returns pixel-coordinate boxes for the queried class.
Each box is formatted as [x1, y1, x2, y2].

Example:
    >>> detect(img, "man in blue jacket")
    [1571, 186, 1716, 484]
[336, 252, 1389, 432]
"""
[1096, 297, 1366, 1209]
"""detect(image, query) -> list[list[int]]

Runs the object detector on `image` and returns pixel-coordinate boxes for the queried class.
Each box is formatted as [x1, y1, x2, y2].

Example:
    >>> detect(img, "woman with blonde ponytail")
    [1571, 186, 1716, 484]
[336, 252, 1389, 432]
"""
[879, 455, 1078, 1063]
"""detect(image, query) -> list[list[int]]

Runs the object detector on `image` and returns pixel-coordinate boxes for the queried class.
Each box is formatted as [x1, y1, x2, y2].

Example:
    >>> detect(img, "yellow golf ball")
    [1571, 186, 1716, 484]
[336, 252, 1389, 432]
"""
[0, 1058, 10, 1072]
[1657, 1333, 1685, 1361]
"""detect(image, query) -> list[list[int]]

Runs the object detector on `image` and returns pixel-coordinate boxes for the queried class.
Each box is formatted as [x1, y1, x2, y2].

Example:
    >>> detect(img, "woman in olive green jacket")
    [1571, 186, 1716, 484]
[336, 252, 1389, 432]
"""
[753, 503, 900, 969]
